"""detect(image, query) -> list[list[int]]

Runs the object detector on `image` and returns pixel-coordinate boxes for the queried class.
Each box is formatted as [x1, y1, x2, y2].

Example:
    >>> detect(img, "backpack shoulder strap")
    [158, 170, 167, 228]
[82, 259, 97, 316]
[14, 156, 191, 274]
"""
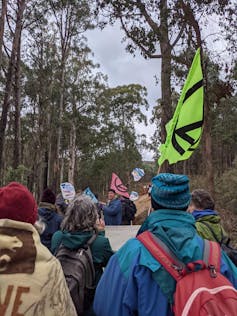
[85, 229, 98, 247]
[137, 231, 185, 281]
[83, 230, 98, 282]
[203, 239, 221, 274]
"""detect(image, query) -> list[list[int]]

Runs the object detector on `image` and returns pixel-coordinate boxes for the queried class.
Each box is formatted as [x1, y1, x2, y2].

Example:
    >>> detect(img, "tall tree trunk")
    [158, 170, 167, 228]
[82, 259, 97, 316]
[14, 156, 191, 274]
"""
[43, 151, 49, 189]
[68, 122, 76, 184]
[159, 0, 173, 172]
[0, 0, 7, 68]
[53, 61, 65, 189]
[203, 61, 215, 197]
[60, 153, 64, 184]
[13, 31, 22, 169]
[204, 121, 214, 196]
[0, 0, 25, 179]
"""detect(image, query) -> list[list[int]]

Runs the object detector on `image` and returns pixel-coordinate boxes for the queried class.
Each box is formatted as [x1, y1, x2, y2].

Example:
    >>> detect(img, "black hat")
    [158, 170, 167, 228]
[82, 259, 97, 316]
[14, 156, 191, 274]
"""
[41, 188, 56, 204]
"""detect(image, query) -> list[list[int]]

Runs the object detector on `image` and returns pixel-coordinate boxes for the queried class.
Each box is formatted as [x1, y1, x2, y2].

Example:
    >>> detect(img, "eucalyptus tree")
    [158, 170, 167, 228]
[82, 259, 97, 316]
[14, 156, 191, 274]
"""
[0, 0, 26, 178]
[0, 0, 7, 69]
[48, 0, 95, 189]
[23, 27, 60, 195]
[59, 43, 107, 185]
[87, 84, 149, 187]
[95, 0, 235, 177]
[0, 0, 49, 183]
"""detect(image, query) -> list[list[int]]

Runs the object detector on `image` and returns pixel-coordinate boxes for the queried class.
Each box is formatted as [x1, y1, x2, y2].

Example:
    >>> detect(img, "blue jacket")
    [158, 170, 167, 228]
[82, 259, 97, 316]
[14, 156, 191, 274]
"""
[103, 198, 122, 225]
[38, 202, 63, 250]
[93, 210, 237, 316]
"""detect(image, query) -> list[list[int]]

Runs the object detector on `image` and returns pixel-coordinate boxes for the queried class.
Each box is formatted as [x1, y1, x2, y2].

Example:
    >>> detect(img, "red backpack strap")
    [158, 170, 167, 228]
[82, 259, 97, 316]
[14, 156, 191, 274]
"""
[203, 239, 221, 277]
[137, 231, 185, 281]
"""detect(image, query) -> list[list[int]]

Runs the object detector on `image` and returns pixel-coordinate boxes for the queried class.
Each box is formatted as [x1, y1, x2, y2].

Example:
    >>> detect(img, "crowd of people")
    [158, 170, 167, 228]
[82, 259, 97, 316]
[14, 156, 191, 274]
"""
[0, 173, 237, 315]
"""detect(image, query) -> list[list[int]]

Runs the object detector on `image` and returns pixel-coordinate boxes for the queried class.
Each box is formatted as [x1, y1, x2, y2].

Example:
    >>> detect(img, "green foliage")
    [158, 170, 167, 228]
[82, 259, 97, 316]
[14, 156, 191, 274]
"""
[5, 165, 30, 186]
[215, 158, 237, 214]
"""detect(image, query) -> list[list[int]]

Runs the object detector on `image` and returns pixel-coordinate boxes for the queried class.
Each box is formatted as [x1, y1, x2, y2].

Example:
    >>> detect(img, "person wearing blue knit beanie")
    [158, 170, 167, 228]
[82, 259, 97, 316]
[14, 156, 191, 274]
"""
[93, 173, 237, 316]
[150, 173, 190, 210]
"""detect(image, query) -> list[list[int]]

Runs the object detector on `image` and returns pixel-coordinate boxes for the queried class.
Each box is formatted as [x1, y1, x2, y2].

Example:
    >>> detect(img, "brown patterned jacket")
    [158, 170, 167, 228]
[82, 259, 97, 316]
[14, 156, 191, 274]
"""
[0, 219, 77, 316]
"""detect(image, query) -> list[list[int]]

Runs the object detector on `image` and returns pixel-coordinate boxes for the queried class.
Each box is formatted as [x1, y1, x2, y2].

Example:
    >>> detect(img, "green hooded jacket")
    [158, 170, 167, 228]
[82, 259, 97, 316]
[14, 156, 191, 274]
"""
[193, 210, 228, 243]
[51, 229, 114, 284]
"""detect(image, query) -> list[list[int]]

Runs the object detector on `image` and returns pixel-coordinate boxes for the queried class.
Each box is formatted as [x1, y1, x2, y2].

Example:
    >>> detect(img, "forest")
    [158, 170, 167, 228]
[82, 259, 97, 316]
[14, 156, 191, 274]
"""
[0, 0, 236, 218]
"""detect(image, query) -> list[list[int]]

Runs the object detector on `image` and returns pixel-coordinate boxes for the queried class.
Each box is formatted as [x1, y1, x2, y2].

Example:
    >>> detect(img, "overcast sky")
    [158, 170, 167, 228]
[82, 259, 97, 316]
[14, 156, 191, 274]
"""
[86, 24, 160, 161]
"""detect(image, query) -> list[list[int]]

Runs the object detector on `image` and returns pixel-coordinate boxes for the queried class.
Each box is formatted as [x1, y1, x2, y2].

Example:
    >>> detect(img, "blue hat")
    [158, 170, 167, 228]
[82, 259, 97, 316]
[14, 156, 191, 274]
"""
[151, 173, 190, 209]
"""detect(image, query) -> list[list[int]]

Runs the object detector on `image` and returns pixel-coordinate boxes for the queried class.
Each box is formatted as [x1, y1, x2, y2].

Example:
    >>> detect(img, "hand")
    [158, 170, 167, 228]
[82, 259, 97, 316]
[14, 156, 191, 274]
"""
[96, 218, 105, 231]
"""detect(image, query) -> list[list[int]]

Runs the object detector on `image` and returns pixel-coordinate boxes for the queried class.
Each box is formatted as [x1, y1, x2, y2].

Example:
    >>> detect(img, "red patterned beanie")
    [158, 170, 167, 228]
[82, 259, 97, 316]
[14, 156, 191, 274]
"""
[0, 182, 37, 224]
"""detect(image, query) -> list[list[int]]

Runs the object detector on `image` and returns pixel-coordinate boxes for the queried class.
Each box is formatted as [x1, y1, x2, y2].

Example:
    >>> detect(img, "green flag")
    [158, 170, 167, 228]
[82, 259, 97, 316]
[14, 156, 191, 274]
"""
[158, 48, 204, 166]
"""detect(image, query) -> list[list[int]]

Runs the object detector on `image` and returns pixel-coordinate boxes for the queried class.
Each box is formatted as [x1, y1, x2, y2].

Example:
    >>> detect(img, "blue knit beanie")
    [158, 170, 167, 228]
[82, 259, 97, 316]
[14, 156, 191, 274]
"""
[151, 173, 190, 210]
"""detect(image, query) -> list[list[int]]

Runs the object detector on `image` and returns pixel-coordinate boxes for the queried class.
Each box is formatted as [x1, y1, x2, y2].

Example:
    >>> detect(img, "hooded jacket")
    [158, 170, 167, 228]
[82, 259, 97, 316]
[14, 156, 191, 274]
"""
[93, 210, 237, 316]
[0, 219, 76, 316]
[38, 202, 63, 250]
[192, 209, 228, 243]
[51, 229, 114, 284]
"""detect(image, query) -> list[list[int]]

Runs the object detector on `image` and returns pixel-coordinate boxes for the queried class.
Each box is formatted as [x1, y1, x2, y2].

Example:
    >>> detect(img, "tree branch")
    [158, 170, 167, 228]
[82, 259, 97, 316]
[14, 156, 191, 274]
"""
[120, 16, 162, 59]
[170, 23, 185, 49]
[180, 0, 202, 48]
[136, 0, 161, 38]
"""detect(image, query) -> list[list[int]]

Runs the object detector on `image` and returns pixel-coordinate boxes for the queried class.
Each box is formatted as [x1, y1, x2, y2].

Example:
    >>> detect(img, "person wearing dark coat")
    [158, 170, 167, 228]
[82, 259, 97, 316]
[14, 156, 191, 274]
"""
[102, 189, 122, 225]
[38, 188, 63, 250]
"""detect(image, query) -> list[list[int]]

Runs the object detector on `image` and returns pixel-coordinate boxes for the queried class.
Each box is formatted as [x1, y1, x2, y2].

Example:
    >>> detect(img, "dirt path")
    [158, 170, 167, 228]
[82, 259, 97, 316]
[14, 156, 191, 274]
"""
[133, 194, 151, 225]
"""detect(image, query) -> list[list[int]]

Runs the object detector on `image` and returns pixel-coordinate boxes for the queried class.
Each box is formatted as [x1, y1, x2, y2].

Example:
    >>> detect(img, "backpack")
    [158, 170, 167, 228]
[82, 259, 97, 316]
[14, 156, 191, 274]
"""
[137, 231, 237, 316]
[121, 198, 137, 224]
[56, 232, 97, 315]
[200, 221, 237, 266]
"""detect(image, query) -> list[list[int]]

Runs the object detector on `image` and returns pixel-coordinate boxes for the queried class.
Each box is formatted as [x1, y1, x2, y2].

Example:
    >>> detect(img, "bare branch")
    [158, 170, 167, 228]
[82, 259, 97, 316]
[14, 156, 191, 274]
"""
[170, 23, 185, 49]
[6, 13, 15, 36]
[3, 41, 10, 59]
[136, 1, 161, 38]
[180, 0, 202, 48]
[120, 16, 162, 59]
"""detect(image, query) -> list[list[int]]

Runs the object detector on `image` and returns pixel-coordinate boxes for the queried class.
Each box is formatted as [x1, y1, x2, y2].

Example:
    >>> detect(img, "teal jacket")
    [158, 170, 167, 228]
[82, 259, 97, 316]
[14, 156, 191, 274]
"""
[51, 229, 114, 284]
[93, 210, 237, 316]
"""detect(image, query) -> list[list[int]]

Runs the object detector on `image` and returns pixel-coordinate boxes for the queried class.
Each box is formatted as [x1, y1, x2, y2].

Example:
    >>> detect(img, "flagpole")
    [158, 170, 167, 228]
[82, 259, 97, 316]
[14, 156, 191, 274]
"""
[157, 164, 161, 174]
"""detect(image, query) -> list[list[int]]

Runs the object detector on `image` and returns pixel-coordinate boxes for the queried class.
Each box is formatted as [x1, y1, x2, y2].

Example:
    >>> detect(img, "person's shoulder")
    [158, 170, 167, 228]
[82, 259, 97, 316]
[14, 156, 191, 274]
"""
[95, 232, 108, 243]
[112, 198, 122, 205]
[116, 237, 142, 258]
[54, 212, 63, 221]
[112, 238, 141, 269]
[52, 229, 63, 241]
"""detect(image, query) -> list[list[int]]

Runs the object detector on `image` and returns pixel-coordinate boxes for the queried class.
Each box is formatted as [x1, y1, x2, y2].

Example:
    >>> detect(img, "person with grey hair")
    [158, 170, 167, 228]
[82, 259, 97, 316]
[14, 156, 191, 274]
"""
[51, 195, 113, 315]
[51, 195, 114, 283]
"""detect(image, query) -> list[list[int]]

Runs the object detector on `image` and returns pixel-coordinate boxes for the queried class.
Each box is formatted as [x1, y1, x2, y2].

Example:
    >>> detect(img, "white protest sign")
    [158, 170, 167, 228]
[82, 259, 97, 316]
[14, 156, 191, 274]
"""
[105, 225, 141, 251]
[60, 182, 76, 201]
[131, 168, 145, 181]
[130, 191, 139, 201]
